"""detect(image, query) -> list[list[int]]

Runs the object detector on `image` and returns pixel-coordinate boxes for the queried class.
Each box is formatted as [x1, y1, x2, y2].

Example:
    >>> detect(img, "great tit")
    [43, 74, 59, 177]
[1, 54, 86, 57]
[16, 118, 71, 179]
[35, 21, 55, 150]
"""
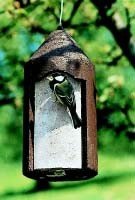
[47, 73, 82, 129]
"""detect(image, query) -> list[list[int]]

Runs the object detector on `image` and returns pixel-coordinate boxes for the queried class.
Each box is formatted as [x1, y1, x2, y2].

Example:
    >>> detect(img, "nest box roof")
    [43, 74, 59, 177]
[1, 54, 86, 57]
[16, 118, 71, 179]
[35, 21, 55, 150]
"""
[27, 27, 94, 80]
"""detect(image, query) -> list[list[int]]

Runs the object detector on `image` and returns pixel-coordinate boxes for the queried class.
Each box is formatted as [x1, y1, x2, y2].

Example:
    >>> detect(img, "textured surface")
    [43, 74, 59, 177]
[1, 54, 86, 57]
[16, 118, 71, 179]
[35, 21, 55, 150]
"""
[23, 28, 97, 180]
[29, 28, 91, 81]
[34, 76, 82, 169]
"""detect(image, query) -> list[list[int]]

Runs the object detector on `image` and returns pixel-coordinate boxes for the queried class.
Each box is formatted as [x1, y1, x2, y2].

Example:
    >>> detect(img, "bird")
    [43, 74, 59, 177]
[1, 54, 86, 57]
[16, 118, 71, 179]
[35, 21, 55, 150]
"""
[47, 73, 82, 129]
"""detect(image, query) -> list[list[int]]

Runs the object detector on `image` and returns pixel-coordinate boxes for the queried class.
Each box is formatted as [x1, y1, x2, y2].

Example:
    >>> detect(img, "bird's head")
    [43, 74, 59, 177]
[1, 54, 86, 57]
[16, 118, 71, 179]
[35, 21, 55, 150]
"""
[47, 73, 65, 83]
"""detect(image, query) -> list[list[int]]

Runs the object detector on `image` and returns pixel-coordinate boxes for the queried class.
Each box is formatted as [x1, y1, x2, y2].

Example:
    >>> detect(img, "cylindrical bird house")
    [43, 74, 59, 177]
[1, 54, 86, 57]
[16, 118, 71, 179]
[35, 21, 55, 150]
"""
[23, 27, 97, 181]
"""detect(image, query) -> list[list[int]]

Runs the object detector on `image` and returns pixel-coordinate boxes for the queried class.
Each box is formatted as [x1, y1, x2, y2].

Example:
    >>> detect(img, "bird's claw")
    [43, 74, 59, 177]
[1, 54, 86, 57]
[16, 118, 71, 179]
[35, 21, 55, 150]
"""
[50, 96, 57, 103]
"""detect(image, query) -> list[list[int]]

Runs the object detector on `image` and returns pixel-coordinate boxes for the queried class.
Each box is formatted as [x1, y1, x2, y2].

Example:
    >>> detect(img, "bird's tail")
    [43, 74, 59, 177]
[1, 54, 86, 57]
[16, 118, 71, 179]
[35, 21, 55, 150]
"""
[69, 108, 82, 129]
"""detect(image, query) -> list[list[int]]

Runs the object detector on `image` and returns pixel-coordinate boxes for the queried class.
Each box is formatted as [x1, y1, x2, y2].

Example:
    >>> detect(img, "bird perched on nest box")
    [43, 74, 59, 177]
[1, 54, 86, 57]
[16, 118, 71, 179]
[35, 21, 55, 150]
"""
[47, 73, 82, 129]
[23, 27, 97, 181]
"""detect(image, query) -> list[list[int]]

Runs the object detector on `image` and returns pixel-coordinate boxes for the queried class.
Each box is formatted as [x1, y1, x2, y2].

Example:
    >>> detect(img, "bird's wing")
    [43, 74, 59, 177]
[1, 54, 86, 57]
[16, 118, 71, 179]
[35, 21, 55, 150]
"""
[54, 79, 75, 107]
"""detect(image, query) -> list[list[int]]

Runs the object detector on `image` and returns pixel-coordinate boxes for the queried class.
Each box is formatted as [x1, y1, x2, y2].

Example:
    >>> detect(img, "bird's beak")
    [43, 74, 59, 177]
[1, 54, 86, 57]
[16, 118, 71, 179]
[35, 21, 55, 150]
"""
[47, 75, 53, 81]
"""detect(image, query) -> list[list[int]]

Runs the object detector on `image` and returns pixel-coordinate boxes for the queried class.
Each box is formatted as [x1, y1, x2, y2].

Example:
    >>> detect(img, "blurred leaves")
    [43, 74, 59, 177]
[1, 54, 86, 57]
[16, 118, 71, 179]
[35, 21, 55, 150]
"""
[0, 0, 135, 161]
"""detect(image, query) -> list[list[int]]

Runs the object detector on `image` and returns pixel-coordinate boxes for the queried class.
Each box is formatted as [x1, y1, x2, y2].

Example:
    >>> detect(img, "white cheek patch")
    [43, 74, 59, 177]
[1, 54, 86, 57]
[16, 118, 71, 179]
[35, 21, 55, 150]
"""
[55, 76, 65, 82]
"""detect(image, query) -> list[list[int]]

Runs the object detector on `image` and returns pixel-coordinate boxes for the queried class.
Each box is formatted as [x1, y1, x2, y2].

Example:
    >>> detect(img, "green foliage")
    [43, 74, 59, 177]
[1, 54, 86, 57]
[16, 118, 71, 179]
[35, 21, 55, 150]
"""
[0, 0, 135, 162]
[0, 105, 22, 162]
[0, 153, 134, 200]
[0, 1, 135, 199]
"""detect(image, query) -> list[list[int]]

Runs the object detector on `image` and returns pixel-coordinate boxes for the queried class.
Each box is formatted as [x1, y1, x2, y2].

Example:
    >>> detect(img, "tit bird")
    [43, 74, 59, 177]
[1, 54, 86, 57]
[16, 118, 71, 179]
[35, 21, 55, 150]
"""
[47, 73, 82, 129]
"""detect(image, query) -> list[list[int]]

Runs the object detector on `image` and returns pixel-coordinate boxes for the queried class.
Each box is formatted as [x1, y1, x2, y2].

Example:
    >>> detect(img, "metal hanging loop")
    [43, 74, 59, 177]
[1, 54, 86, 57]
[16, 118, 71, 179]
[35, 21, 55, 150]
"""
[59, 0, 64, 26]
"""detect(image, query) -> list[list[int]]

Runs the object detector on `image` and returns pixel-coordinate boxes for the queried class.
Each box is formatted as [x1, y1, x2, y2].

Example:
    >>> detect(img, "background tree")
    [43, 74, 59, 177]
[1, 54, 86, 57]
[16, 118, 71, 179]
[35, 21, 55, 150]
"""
[0, 0, 135, 192]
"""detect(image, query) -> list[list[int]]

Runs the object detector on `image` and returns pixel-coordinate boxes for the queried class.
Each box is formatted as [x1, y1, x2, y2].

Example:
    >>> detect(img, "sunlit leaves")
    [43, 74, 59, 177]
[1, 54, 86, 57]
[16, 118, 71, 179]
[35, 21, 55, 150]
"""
[0, 0, 135, 160]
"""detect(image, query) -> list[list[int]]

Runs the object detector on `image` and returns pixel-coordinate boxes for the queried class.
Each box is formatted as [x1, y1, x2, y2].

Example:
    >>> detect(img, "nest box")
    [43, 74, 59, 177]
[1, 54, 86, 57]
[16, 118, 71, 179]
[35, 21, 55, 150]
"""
[23, 27, 97, 181]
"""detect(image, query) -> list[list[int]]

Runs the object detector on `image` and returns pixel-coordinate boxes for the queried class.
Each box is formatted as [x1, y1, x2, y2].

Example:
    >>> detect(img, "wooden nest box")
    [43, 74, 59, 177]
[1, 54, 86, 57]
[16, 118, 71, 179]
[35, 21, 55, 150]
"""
[23, 27, 97, 181]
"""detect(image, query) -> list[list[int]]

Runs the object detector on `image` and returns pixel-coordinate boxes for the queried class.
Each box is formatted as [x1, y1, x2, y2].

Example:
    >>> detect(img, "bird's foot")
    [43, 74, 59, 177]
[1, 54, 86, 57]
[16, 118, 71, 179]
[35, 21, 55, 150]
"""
[50, 96, 57, 103]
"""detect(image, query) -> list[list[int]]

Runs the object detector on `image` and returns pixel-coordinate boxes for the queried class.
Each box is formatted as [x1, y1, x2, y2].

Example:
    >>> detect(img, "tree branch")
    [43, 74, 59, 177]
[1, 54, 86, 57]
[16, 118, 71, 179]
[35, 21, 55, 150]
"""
[17, 0, 31, 8]
[0, 98, 15, 106]
[44, 7, 59, 22]
[90, 0, 135, 68]
[68, 20, 97, 29]
[100, 53, 123, 67]
[30, 25, 50, 35]
[63, 0, 83, 27]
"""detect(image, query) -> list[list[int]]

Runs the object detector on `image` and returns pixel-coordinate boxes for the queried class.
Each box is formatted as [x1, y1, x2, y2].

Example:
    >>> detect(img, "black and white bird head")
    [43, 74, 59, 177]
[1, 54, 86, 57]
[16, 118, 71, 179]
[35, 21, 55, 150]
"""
[47, 73, 65, 83]
[47, 72, 82, 129]
[47, 73, 66, 91]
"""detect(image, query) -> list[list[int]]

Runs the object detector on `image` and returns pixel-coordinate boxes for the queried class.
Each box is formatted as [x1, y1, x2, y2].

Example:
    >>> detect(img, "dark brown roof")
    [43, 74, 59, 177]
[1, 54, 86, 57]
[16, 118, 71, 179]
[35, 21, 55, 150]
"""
[27, 27, 94, 80]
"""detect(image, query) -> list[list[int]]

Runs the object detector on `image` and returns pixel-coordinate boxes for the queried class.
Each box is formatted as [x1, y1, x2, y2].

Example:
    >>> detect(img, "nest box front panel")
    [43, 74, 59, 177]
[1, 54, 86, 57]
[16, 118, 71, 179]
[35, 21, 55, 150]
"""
[23, 29, 97, 180]
[34, 74, 82, 169]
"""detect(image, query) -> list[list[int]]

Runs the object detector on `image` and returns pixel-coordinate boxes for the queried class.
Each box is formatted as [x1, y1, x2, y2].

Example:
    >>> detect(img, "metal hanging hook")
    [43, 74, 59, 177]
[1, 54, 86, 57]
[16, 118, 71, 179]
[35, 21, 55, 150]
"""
[59, 0, 64, 26]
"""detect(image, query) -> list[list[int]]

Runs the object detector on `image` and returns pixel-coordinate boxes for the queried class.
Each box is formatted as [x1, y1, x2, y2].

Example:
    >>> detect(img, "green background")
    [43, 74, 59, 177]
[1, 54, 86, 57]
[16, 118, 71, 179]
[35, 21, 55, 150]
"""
[0, 0, 134, 199]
